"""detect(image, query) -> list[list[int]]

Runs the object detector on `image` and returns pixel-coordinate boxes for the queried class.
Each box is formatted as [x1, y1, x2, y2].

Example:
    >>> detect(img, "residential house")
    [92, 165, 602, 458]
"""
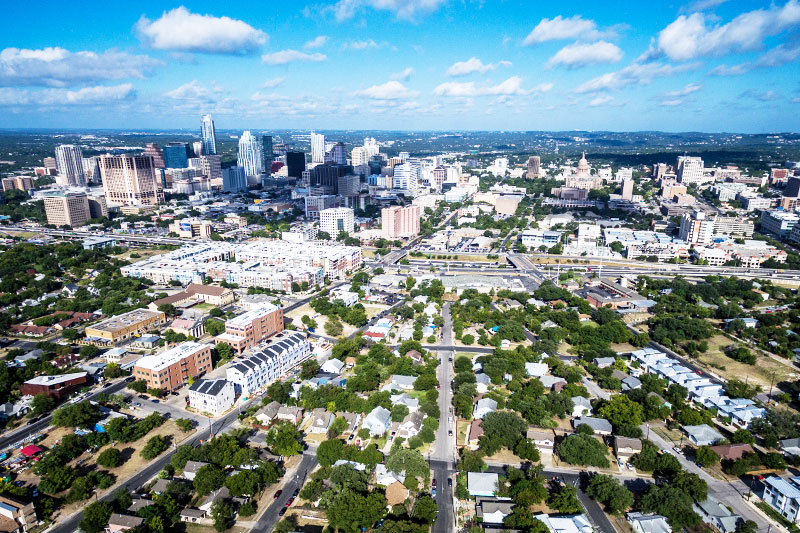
[406, 350, 424, 365]
[622, 376, 642, 391]
[467, 472, 499, 497]
[614, 437, 642, 463]
[781, 438, 800, 457]
[385, 481, 410, 506]
[525, 362, 548, 377]
[0, 495, 36, 532]
[540, 375, 567, 391]
[627, 512, 671, 533]
[573, 417, 612, 436]
[390, 392, 419, 412]
[467, 419, 484, 449]
[694, 495, 743, 533]
[255, 401, 281, 425]
[475, 373, 491, 394]
[535, 514, 594, 533]
[338, 412, 362, 433]
[375, 464, 405, 486]
[476, 498, 515, 524]
[593, 357, 616, 368]
[710, 443, 754, 461]
[106, 514, 145, 533]
[762, 476, 800, 523]
[276, 406, 304, 425]
[397, 411, 425, 439]
[321, 358, 345, 374]
[309, 408, 334, 434]
[571, 396, 592, 418]
[684, 424, 724, 446]
[390, 375, 417, 390]
[363, 406, 391, 435]
[188, 379, 234, 416]
[179, 509, 209, 525]
[526, 429, 555, 453]
[473, 398, 497, 420]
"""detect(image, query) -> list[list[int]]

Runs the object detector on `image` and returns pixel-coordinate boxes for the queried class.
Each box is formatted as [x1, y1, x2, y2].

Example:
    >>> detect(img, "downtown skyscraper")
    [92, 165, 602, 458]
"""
[310, 132, 325, 164]
[237, 130, 263, 177]
[201, 114, 217, 155]
[54, 144, 85, 186]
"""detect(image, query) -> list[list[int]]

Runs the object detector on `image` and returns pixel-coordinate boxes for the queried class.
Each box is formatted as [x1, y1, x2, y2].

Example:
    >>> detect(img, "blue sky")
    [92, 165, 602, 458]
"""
[0, 0, 799, 132]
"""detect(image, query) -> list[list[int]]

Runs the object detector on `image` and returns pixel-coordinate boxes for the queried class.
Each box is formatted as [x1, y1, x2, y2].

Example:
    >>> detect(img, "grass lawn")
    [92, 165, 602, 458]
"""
[694, 335, 799, 389]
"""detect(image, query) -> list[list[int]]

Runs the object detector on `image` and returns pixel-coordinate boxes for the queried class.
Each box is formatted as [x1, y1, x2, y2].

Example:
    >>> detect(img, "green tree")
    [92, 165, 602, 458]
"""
[327, 489, 386, 532]
[211, 500, 235, 532]
[597, 395, 643, 428]
[97, 447, 122, 468]
[205, 318, 225, 337]
[300, 359, 320, 379]
[52, 402, 101, 429]
[79, 501, 113, 533]
[412, 495, 438, 523]
[176, 418, 194, 432]
[193, 464, 226, 496]
[549, 485, 582, 514]
[317, 438, 344, 467]
[640, 485, 700, 530]
[557, 434, 610, 467]
[267, 422, 304, 456]
[103, 363, 125, 379]
[141, 435, 168, 460]
[30, 393, 55, 417]
[586, 474, 633, 514]
[673, 471, 708, 501]
[695, 446, 720, 468]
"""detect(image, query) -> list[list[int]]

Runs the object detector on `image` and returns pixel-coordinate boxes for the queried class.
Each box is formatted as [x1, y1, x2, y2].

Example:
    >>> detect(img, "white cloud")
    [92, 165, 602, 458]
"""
[328, 0, 447, 21]
[741, 89, 783, 101]
[262, 77, 286, 88]
[0, 84, 135, 106]
[546, 41, 623, 69]
[575, 62, 699, 93]
[589, 94, 614, 106]
[0, 47, 161, 87]
[261, 49, 327, 65]
[304, 35, 329, 49]
[165, 80, 216, 101]
[665, 82, 702, 97]
[646, 1, 800, 61]
[390, 67, 414, 80]
[446, 57, 510, 76]
[710, 42, 800, 75]
[354, 80, 419, 99]
[136, 7, 267, 55]
[660, 98, 685, 106]
[523, 15, 623, 45]
[433, 76, 546, 97]
[343, 39, 387, 50]
[681, 0, 729, 13]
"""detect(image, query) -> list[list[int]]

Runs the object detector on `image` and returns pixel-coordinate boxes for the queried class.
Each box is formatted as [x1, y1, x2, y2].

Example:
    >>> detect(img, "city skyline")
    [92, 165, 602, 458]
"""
[0, 1, 799, 132]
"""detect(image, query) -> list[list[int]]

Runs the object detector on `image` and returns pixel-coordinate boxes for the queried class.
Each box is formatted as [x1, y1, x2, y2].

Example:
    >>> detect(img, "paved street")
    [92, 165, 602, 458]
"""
[251, 453, 318, 532]
[432, 301, 457, 532]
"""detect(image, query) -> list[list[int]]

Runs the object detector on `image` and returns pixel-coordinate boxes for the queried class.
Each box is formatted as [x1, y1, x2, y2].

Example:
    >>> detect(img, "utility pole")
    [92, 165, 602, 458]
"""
[769, 371, 776, 404]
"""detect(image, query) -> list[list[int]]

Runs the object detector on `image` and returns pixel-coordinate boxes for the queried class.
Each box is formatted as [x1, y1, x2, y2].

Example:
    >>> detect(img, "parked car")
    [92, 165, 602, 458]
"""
[447, 478, 452, 487]
[273, 490, 282, 500]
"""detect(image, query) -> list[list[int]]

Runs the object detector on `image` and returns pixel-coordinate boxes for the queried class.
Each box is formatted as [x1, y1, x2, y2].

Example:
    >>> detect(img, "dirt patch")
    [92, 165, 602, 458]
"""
[693, 335, 799, 389]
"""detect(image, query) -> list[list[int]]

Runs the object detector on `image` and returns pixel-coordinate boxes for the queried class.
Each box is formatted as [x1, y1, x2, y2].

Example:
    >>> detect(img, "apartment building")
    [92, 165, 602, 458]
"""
[226, 332, 312, 394]
[712, 216, 754, 237]
[761, 210, 799, 238]
[1, 176, 34, 192]
[133, 342, 213, 391]
[763, 477, 800, 523]
[0, 495, 37, 532]
[43, 192, 91, 228]
[215, 304, 284, 355]
[679, 210, 714, 245]
[381, 205, 422, 239]
[84, 309, 167, 344]
[188, 378, 234, 415]
[320, 207, 354, 236]
[169, 218, 212, 239]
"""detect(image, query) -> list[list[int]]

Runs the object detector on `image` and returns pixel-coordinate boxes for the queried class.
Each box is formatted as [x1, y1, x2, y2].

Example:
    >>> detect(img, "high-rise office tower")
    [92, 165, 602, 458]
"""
[364, 137, 379, 158]
[201, 114, 217, 155]
[286, 151, 306, 178]
[320, 207, 354, 236]
[679, 210, 714, 245]
[351, 146, 368, 167]
[527, 156, 541, 179]
[785, 176, 800, 198]
[43, 192, 91, 228]
[222, 166, 247, 193]
[326, 142, 347, 165]
[311, 132, 325, 164]
[392, 162, 420, 191]
[54, 144, 85, 186]
[237, 130, 263, 177]
[192, 141, 203, 158]
[677, 156, 704, 184]
[261, 135, 274, 172]
[621, 178, 634, 200]
[163, 143, 189, 169]
[337, 175, 361, 197]
[98, 154, 163, 207]
[143, 143, 165, 169]
[189, 155, 222, 181]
